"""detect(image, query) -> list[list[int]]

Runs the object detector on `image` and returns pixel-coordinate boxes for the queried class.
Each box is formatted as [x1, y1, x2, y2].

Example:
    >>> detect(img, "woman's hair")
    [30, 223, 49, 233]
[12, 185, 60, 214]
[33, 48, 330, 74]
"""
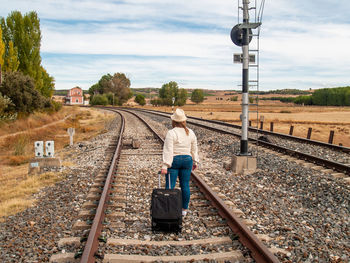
[172, 120, 189, 135]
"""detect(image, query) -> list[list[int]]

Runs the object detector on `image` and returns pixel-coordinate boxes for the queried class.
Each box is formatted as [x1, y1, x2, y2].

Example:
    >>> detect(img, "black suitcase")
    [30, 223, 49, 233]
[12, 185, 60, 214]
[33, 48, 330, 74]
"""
[151, 172, 182, 233]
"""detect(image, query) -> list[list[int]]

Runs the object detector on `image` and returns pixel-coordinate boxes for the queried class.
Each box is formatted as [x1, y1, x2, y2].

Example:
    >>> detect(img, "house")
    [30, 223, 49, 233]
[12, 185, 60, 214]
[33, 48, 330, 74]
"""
[66, 87, 84, 105]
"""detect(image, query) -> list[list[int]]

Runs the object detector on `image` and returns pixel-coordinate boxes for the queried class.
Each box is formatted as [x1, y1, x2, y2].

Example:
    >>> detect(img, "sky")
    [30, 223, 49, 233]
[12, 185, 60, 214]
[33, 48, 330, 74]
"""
[1, 0, 350, 91]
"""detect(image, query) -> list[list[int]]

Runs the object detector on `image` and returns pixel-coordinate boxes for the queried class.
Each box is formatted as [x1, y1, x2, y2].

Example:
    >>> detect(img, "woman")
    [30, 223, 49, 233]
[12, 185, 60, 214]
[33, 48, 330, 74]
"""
[161, 108, 199, 216]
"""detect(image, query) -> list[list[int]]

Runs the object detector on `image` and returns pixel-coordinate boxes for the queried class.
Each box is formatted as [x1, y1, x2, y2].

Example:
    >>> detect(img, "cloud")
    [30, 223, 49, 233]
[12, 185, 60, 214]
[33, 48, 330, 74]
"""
[2, 0, 350, 91]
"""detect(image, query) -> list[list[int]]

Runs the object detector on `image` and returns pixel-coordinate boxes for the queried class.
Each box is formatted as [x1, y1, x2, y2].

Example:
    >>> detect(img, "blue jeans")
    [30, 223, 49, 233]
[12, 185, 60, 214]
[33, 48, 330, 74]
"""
[165, 155, 193, 209]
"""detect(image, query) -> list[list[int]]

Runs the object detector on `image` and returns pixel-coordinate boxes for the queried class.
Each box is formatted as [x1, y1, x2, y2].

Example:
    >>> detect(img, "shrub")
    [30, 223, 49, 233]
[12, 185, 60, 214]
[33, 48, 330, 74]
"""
[51, 100, 62, 112]
[294, 95, 313, 105]
[191, 89, 204, 104]
[13, 134, 29, 156]
[0, 72, 47, 113]
[91, 94, 109, 106]
[135, 94, 146, 106]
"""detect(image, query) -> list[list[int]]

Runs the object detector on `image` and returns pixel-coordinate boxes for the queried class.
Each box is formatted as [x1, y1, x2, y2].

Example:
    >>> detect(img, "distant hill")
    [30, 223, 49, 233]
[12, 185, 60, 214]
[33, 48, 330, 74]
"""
[54, 90, 68, 96]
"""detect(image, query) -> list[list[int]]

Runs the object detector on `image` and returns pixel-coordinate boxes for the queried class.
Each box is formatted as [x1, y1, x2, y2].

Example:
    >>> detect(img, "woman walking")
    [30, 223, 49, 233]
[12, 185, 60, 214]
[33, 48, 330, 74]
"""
[161, 108, 199, 217]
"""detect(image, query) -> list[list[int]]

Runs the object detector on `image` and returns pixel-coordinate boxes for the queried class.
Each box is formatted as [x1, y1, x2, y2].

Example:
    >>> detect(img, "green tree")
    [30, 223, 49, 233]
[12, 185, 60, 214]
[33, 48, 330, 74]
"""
[150, 98, 162, 106]
[135, 94, 146, 106]
[40, 66, 55, 97]
[97, 74, 113, 94]
[90, 94, 108, 106]
[159, 81, 180, 106]
[191, 89, 204, 104]
[294, 95, 313, 105]
[109, 73, 132, 105]
[89, 73, 132, 106]
[1, 11, 54, 94]
[88, 83, 100, 96]
[0, 71, 46, 113]
[5, 41, 19, 72]
[177, 88, 187, 106]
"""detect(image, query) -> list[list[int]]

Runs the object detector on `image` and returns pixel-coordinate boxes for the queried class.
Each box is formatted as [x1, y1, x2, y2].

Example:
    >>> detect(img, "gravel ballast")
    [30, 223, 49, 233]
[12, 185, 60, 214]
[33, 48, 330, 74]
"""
[137, 110, 350, 263]
[0, 112, 121, 262]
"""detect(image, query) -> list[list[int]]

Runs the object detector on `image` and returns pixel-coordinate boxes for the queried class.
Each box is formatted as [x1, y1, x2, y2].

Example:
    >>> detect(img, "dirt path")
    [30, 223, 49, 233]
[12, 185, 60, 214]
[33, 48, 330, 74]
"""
[0, 115, 71, 142]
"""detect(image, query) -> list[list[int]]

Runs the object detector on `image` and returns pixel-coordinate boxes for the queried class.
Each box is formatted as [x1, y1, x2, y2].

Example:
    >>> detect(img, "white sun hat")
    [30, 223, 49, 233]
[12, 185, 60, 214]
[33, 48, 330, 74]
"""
[171, 108, 187, 122]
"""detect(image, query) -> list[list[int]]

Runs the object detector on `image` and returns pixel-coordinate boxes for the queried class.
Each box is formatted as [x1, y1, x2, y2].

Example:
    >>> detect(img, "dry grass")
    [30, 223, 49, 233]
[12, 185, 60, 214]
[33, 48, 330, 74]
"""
[139, 102, 350, 147]
[0, 172, 64, 218]
[0, 110, 67, 137]
[0, 106, 116, 218]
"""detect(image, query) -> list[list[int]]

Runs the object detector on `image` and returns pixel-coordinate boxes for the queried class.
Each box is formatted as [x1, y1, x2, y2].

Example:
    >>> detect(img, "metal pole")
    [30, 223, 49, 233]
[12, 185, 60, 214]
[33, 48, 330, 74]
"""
[240, 0, 250, 155]
[328, 130, 334, 144]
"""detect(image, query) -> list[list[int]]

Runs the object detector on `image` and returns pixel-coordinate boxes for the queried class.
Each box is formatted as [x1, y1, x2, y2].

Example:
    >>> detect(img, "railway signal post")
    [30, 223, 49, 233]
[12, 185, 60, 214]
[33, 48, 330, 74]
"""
[230, 0, 262, 174]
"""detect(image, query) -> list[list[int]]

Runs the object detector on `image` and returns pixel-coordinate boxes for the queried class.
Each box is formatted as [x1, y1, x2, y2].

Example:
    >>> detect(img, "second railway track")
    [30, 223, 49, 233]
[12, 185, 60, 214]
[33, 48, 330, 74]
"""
[129, 108, 350, 176]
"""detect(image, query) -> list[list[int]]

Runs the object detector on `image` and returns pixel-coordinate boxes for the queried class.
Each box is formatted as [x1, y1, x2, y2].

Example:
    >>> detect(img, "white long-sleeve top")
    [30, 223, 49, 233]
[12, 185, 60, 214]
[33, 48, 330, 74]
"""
[162, 127, 199, 169]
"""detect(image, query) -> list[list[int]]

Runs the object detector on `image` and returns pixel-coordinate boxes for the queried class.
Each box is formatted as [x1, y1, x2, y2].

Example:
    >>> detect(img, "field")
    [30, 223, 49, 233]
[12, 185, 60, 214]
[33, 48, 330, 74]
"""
[141, 91, 350, 147]
[1, 97, 349, 218]
[0, 107, 115, 218]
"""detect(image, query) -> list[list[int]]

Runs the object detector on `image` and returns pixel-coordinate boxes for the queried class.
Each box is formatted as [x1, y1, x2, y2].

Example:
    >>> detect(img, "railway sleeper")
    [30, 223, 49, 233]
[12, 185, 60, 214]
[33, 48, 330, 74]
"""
[103, 237, 244, 263]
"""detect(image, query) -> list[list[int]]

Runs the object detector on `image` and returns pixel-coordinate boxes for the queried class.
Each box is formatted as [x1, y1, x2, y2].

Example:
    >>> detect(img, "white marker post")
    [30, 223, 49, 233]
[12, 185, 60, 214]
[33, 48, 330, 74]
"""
[67, 128, 75, 146]
[172, 97, 175, 114]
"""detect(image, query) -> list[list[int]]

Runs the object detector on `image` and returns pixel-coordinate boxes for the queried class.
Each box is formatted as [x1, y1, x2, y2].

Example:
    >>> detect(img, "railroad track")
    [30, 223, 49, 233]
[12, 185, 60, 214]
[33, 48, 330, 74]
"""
[50, 109, 279, 263]
[128, 108, 350, 176]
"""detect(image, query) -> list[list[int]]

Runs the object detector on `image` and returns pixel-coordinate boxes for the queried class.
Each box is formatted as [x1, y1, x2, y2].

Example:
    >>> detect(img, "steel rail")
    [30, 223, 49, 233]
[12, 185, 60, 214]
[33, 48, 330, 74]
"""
[122, 109, 280, 263]
[128, 108, 350, 175]
[131, 108, 350, 153]
[191, 171, 279, 263]
[80, 111, 125, 263]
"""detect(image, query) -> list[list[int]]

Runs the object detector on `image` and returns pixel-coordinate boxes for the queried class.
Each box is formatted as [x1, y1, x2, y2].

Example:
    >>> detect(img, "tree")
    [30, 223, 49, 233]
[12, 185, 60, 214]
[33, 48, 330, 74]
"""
[177, 88, 187, 106]
[109, 73, 132, 105]
[0, 71, 46, 113]
[5, 41, 19, 72]
[40, 66, 55, 97]
[97, 74, 113, 94]
[191, 89, 204, 104]
[0, 27, 4, 68]
[135, 94, 146, 106]
[0, 11, 54, 94]
[159, 81, 178, 106]
[90, 94, 108, 106]
[89, 73, 132, 106]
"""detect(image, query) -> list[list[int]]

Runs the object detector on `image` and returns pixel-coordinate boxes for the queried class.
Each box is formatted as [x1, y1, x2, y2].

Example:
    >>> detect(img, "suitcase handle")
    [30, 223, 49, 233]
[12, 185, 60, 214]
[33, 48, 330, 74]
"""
[158, 171, 171, 189]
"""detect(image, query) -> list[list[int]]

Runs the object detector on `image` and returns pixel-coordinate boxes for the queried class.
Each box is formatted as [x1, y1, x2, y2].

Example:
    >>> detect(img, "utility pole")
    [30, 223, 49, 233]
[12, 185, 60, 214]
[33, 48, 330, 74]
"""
[230, 0, 262, 173]
[240, 0, 250, 155]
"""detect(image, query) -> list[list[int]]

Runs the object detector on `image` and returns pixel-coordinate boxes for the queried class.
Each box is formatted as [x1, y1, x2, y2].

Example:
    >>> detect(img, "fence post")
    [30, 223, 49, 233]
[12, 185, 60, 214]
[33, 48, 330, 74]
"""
[289, 125, 294, 135]
[328, 130, 334, 144]
[260, 121, 264, 130]
[270, 122, 274, 132]
[307, 127, 312, 140]
[249, 120, 252, 127]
